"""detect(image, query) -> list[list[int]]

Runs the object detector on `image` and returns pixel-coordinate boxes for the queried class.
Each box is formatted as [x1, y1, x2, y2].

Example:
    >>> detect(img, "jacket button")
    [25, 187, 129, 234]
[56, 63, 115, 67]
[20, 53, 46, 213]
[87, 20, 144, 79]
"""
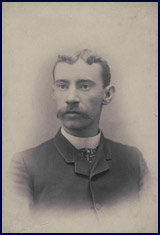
[95, 203, 101, 210]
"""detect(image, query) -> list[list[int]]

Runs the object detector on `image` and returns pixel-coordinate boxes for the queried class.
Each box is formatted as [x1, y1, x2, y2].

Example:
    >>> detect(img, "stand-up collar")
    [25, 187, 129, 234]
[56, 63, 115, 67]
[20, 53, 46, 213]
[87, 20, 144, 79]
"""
[61, 127, 101, 149]
[53, 129, 112, 177]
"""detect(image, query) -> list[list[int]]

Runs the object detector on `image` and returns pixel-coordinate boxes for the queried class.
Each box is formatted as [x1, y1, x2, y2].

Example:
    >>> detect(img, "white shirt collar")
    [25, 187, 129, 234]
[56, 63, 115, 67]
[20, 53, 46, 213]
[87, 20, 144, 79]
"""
[61, 127, 101, 149]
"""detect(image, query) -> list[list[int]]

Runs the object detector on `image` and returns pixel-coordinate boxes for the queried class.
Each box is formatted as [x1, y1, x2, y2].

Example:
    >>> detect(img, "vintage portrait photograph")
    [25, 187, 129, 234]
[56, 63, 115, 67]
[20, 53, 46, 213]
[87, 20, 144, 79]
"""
[2, 2, 158, 233]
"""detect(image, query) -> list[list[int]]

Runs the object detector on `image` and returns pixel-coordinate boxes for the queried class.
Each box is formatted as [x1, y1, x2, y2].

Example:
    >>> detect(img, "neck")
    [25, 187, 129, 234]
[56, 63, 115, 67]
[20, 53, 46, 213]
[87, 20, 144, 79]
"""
[62, 125, 99, 137]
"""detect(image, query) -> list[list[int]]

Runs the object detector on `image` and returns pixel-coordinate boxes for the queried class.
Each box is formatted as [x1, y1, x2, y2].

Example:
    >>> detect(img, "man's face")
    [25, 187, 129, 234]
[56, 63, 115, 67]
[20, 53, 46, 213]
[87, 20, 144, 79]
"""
[53, 59, 107, 135]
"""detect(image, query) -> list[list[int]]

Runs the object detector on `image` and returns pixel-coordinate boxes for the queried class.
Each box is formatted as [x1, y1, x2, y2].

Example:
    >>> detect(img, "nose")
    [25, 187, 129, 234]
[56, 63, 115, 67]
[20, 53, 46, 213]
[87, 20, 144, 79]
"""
[66, 87, 80, 104]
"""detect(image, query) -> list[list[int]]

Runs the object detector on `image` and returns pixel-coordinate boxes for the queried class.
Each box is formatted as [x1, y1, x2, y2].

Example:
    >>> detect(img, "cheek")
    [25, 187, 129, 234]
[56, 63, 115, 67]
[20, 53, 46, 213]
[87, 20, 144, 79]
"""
[85, 94, 103, 110]
[54, 93, 65, 106]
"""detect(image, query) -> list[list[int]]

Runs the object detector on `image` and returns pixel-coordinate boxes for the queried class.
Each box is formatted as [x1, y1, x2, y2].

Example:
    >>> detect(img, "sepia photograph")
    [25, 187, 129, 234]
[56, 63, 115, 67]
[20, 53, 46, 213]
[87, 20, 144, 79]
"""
[2, 2, 158, 233]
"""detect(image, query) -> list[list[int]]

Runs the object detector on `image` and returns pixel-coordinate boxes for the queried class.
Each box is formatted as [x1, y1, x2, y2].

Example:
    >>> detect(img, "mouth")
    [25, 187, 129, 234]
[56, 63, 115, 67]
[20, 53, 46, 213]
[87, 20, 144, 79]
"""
[64, 111, 82, 117]
[66, 111, 81, 114]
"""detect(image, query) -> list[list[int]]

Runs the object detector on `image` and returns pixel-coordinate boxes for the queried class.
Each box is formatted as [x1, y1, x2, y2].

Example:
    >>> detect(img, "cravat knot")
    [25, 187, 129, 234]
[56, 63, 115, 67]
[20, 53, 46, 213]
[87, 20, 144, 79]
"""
[79, 148, 97, 163]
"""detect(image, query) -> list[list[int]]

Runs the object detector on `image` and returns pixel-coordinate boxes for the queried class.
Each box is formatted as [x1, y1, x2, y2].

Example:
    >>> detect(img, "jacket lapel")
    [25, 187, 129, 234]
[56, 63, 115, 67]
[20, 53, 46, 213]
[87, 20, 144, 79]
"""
[90, 133, 111, 178]
[53, 129, 76, 163]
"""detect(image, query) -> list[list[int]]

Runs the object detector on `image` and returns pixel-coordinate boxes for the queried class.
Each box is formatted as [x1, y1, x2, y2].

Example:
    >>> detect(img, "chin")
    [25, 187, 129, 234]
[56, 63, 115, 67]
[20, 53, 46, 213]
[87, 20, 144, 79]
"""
[61, 119, 91, 131]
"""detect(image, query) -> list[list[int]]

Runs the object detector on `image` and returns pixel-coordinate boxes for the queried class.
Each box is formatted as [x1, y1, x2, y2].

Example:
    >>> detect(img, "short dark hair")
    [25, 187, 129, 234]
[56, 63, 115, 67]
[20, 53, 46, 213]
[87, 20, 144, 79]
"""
[52, 49, 111, 87]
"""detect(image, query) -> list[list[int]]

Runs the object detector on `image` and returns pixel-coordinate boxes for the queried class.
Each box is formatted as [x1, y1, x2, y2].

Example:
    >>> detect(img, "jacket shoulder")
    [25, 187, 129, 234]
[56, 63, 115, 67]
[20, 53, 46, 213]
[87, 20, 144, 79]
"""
[104, 137, 143, 161]
[11, 137, 56, 173]
[14, 138, 55, 158]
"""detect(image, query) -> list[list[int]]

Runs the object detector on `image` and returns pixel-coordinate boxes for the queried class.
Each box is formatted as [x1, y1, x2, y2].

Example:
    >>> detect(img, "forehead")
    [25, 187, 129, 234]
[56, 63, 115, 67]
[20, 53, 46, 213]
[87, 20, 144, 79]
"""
[54, 59, 103, 81]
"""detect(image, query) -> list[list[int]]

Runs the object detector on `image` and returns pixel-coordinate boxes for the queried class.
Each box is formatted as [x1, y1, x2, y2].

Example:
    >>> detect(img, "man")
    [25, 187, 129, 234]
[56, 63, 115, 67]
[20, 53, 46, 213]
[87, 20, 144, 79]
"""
[11, 49, 149, 214]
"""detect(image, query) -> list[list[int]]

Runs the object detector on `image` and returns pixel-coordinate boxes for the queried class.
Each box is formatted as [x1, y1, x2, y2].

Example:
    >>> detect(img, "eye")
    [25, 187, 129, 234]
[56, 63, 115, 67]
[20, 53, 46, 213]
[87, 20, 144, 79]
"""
[80, 84, 90, 91]
[56, 84, 68, 90]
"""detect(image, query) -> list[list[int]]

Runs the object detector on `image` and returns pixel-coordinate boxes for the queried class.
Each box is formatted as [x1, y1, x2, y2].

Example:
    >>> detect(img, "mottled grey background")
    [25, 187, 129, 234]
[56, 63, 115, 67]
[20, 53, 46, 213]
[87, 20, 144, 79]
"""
[3, 2, 158, 233]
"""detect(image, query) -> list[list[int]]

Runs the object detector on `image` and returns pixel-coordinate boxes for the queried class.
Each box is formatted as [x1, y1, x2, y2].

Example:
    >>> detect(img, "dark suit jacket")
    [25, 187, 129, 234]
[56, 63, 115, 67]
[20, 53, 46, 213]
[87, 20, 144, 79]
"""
[11, 129, 149, 212]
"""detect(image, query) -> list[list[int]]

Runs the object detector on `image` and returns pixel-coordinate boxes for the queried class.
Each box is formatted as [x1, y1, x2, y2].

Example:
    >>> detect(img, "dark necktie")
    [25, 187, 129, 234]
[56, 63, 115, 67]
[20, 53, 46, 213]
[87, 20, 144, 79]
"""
[79, 148, 97, 163]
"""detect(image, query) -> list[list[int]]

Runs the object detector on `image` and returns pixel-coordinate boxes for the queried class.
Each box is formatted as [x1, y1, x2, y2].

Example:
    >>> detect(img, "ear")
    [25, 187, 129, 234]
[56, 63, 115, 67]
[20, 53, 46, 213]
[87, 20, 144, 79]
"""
[102, 85, 115, 105]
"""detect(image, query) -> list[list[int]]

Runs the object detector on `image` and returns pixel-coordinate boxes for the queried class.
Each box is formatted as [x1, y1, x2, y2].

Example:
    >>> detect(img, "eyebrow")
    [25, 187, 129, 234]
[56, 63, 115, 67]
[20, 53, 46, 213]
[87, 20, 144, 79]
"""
[55, 79, 69, 84]
[77, 79, 94, 83]
[55, 79, 96, 85]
